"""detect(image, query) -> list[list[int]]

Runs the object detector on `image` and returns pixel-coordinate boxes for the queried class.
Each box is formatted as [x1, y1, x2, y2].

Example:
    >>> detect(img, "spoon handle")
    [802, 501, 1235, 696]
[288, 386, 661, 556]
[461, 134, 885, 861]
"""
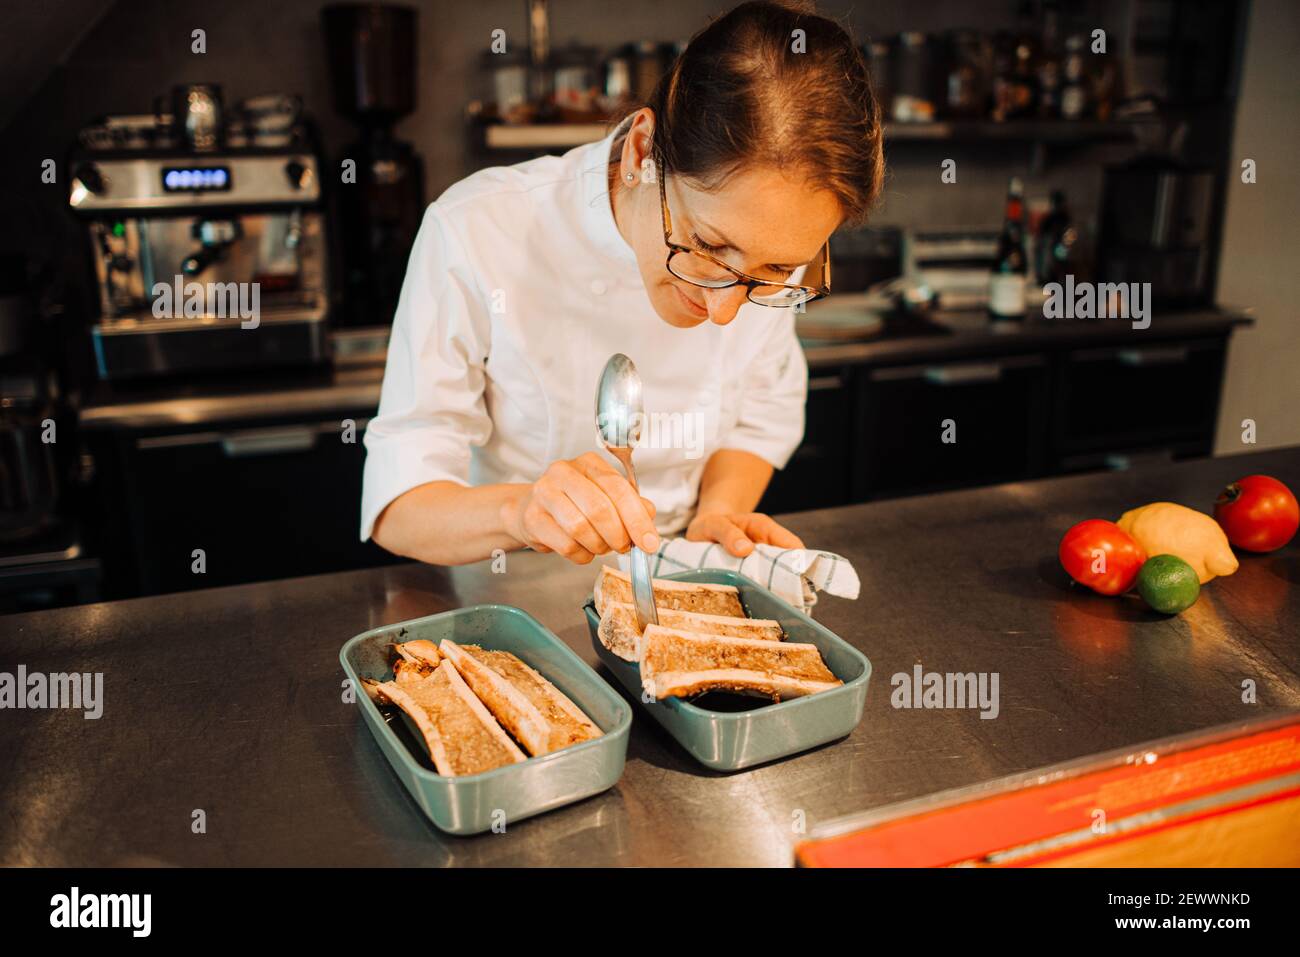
[628, 546, 658, 631]
[605, 443, 658, 629]
[608, 445, 639, 491]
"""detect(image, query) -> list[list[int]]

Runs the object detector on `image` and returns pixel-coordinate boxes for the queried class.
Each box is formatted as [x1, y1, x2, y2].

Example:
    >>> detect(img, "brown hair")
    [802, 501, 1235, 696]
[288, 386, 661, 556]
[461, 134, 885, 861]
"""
[629, 0, 884, 225]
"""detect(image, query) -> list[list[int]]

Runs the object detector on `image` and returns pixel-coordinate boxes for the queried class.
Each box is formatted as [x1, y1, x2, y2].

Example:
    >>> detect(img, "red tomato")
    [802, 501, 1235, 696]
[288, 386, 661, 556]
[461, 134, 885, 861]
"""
[1058, 519, 1148, 595]
[1214, 475, 1299, 553]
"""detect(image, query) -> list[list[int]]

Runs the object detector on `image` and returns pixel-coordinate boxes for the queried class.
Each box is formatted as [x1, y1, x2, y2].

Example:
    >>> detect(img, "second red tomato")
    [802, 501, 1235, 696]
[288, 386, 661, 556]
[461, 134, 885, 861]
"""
[1214, 475, 1299, 552]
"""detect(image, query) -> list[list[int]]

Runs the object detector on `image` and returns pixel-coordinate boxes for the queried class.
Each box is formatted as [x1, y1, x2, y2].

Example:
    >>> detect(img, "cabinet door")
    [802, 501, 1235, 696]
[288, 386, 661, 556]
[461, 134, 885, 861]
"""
[759, 368, 854, 515]
[860, 355, 1048, 497]
[1052, 337, 1226, 456]
[111, 417, 396, 595]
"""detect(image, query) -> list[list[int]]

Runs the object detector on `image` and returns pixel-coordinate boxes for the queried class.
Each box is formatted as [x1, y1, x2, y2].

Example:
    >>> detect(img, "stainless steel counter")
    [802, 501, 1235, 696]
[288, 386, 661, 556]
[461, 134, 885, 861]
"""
[77, 364, 386, 430]
[2, 448, 1297, 866]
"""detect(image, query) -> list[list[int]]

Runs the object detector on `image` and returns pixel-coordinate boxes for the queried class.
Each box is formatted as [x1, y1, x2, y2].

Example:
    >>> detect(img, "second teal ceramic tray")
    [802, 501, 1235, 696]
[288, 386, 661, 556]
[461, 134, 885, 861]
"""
[583, 568, 871, 771]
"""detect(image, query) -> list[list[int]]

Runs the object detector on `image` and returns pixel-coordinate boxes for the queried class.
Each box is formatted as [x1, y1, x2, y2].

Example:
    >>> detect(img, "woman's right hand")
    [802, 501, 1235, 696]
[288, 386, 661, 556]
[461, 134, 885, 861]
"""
[501, 452, 660, 564]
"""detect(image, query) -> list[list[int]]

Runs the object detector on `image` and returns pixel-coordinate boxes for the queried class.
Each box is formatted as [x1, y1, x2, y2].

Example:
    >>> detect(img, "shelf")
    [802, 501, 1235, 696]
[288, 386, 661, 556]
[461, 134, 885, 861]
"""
[475, 118, 1156, 152]
[482, 123, 610, 150]
[884, 119, 1153, 143]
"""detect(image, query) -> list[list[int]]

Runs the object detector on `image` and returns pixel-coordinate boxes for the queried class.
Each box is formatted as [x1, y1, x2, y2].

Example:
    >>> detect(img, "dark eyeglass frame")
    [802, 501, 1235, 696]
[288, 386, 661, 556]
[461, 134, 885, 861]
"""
[654, 153, 831, 308]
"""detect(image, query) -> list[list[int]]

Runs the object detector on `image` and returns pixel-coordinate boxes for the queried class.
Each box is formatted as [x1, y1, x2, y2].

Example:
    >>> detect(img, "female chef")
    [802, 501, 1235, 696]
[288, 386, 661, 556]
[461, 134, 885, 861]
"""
[362, 1, 884, 566]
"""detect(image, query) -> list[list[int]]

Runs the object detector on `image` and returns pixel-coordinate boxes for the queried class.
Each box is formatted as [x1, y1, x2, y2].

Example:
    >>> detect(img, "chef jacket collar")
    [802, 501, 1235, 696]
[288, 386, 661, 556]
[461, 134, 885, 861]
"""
[577, 123, 640, 269]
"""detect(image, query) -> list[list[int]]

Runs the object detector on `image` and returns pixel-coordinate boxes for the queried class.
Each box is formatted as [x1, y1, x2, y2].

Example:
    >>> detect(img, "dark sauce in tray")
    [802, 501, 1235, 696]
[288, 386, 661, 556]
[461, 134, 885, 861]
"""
[378, 705, 439, 772]
[686, 691, 778, 712]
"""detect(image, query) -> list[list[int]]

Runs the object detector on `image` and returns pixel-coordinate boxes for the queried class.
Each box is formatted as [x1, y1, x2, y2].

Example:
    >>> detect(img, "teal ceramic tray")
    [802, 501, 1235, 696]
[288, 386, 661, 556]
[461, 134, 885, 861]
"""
[583, 568, 871, 771]
[341, 603, 631, 836]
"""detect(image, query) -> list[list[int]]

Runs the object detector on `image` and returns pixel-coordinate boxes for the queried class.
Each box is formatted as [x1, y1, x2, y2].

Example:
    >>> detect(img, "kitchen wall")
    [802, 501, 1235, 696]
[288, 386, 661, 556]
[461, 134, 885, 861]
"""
[0, 0, 1127, 285]
[1213, 0, 1300, 456]
[0, 0, 115, 132]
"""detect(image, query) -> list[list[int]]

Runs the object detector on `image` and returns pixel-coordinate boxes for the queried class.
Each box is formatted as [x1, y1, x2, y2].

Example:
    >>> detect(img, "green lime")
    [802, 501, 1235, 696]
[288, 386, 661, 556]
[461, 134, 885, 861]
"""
[1136, 554, 1201, 614]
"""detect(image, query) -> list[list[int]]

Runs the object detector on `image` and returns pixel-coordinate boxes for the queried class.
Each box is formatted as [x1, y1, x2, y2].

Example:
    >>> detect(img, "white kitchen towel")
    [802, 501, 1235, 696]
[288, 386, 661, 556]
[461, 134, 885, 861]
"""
[615, 539, 860, 615]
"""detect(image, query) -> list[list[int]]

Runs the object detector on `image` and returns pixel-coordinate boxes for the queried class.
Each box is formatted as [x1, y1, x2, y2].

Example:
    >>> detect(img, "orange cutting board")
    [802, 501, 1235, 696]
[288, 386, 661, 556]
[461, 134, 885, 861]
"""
[796, 717, 1300, 868]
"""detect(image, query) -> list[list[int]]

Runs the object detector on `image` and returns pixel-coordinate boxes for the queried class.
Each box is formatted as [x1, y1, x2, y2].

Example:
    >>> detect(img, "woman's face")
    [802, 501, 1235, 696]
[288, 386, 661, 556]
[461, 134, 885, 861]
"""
[613, 110, 842, 329]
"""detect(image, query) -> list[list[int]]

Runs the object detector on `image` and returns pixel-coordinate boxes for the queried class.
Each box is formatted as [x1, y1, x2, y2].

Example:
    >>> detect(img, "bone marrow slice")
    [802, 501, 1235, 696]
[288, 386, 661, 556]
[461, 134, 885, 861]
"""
[594, 565, 745, 618]
[361, 677, 455, 773]
[394, 639, 441, 669]
[392, 639, 441, 682]
[639, 625, 841, 702]
[369, 659, 525, 776]
[598, 601, 784, 662]
[441, 640, 602, 755]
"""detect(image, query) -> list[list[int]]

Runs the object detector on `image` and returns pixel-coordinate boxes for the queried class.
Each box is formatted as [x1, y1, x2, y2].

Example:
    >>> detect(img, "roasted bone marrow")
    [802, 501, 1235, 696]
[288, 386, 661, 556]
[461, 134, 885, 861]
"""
[594, 565, 746, 618]
[591, 564, 841, 704]
[363, 639, 602, 774]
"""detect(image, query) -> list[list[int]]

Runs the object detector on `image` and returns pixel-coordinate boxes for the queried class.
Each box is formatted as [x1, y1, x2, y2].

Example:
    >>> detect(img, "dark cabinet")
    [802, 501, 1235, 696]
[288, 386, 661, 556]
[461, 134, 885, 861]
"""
[766, 323, 1234, 516]
[858, 355, 1049, 497]
[760, 367, 854, 514]
[1050, 336, 1227, 463]
[86, 413, 400, 598]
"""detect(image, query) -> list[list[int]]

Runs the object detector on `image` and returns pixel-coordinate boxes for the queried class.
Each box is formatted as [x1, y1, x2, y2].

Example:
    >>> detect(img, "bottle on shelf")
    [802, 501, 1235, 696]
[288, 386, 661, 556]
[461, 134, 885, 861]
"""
[1036, 1, 1062, 118]
[1035, 189, 1077, 285]
[991, 32, 1037, 121]
[1061, 34, 1090, 120]
[943, 30, 984, 119]
[1091, 55, 1119, 121]
[989, 177, 1029, 321]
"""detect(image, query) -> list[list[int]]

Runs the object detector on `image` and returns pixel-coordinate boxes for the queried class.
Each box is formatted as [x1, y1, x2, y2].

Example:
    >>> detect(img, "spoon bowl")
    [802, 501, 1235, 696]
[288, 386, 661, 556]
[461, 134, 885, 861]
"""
[595, 353, 645, 451]
[595, 354, 658, 630]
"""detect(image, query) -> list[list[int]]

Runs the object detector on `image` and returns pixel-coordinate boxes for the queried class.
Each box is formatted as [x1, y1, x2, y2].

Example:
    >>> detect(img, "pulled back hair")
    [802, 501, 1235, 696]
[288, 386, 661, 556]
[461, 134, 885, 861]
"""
[629, 0, 884, 226]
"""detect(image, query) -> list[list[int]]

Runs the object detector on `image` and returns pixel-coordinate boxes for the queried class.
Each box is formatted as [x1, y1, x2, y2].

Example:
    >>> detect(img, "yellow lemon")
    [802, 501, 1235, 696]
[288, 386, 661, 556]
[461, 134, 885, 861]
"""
[1116, 502, 1239, 584]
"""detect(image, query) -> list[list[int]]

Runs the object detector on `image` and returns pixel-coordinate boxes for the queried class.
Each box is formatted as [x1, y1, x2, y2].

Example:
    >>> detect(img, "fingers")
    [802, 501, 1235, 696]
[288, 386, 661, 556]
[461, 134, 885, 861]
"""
[687, 512, 754, 557]
[721, 516, 756, 556]
[687, 512, 806, 556]
[563, 479, 632, 553]
[523, 500, 594, 564]
[737, 513, 805, 549]
[574, 455, 660, 553]
[533, 467, 610, 556]
[526, 456, 660, 562]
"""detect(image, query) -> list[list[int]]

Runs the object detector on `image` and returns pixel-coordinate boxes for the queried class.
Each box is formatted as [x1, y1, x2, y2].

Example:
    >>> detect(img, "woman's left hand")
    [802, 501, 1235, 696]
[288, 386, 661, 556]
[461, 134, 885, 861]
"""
[685, 511, 805, 558]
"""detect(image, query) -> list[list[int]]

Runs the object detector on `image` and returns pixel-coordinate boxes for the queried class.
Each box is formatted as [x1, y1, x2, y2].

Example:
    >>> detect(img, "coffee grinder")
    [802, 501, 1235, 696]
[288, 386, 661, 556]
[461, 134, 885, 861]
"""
[322, 3, 426, 329]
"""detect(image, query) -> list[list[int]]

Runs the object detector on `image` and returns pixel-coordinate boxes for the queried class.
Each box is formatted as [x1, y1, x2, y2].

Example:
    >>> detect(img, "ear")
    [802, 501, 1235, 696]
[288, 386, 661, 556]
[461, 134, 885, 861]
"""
[620, 108, 656, 181]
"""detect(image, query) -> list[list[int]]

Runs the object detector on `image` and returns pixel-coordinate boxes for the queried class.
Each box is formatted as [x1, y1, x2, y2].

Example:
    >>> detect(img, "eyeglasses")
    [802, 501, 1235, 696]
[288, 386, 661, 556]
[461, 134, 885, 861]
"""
[655, 153, 831, 308]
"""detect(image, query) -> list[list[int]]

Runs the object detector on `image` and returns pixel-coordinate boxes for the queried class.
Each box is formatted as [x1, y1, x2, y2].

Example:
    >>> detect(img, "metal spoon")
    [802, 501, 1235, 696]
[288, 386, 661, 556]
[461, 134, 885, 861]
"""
[595, 353, 658, 630]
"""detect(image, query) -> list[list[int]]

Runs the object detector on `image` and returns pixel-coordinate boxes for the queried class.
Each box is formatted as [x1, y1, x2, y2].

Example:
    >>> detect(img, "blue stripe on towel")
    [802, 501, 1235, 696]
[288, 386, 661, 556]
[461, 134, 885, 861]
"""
[700, 543, 717, 571]
[767, 549, 791, 590]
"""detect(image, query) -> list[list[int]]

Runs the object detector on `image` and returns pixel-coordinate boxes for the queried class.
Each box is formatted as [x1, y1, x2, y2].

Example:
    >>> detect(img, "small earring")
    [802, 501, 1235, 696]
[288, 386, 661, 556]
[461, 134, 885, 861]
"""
[624, 171, 636, 183]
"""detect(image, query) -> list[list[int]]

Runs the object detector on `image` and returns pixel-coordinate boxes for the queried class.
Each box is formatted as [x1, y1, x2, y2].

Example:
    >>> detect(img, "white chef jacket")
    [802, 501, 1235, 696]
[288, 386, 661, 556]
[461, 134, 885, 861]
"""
[360, 129, 808, 542]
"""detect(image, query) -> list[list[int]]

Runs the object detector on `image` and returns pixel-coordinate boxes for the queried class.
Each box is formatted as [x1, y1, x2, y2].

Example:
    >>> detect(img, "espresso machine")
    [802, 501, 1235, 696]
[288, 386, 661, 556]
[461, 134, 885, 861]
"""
[67, 91, 330, 379]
